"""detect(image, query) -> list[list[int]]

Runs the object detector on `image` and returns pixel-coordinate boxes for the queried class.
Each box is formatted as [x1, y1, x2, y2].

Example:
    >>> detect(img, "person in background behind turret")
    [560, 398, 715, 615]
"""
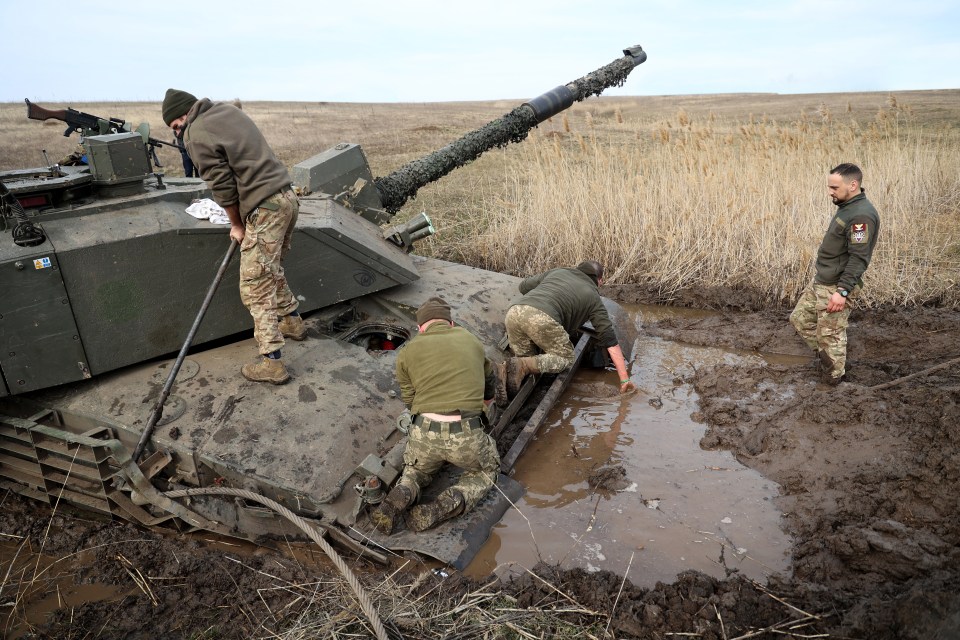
[161, 88, 306, 384]
[790, 163, 881, 385]
[174, 128, 199, 177]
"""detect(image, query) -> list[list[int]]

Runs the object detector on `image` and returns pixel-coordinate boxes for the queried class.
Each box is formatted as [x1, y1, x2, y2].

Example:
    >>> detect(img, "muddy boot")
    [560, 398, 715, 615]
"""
[407, 488, 465, 532]
[817, 349, 834, 372]
[370, 485, 414, 535]
[823, 374, 844, 386]
[494, 361, 509, 407]
[241, 357, 290, 384]
[278, 314, 307, 340]
[506, 356, 539, 396]
[817, 351, 843, 385]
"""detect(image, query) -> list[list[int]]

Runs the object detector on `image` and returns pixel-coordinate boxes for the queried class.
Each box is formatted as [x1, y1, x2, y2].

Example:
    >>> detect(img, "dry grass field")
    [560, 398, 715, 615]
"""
[2, 89, 958, 308]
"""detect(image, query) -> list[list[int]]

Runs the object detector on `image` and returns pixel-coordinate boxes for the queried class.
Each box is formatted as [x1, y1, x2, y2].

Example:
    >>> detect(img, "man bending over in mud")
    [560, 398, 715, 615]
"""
[162, 89, 306, 384]
[371, 297, 500, 534]
[790, 163, 881, 385]
[499, 260, 635, 398]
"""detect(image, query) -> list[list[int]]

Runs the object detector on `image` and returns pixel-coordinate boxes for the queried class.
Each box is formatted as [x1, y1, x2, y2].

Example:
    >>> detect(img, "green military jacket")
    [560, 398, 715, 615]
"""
[183, 99, 292, 221]
[514, 268, 618, 348]
[814, 192, 881, 291]
[395, 322, 495, 416]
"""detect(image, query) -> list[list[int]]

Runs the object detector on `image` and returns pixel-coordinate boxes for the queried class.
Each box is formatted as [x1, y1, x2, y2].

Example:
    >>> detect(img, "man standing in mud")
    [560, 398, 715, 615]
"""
[161, 89, 306, 384]
[790, 163, 880, 385]
[371, 297, 500, 535]
[499, 260, 634, 397]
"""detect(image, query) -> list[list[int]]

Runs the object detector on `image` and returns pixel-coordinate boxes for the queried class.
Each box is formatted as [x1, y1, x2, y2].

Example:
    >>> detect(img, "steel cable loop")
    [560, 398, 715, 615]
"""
[164, 486, 393, 640]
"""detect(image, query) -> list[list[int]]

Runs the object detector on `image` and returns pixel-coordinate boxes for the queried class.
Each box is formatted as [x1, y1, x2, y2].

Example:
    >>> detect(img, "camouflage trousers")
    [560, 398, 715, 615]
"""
[239, 190, 300, 356]
[789, 281, 858, 380]
[504, 305, 574, 374]
[398, 419, 500, 513]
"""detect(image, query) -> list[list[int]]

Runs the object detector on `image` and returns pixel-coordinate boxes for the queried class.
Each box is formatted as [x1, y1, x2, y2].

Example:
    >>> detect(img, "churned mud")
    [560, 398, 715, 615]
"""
[3, 288, 959, 639]
[640, 294, 960, 638]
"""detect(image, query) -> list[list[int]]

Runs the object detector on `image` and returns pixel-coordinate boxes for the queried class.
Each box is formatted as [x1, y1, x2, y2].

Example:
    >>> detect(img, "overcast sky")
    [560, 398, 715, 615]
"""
[3, 0, 958, 104]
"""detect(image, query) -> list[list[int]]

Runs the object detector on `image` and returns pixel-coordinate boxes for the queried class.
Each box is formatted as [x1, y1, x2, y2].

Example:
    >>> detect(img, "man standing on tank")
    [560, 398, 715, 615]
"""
[790, 163, 880, 385]
[161, 89, 306, 384]
[371, 297, 500, 535]
[499, 260, 634, 397]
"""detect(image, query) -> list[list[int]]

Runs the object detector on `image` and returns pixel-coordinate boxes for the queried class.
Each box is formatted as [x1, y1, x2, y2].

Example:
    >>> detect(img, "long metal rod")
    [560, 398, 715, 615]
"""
[133, 239, 238, 461]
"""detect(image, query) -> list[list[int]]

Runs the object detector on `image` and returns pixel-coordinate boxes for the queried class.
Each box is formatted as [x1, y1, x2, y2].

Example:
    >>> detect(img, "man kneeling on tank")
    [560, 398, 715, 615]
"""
[371, 297, 500, 534]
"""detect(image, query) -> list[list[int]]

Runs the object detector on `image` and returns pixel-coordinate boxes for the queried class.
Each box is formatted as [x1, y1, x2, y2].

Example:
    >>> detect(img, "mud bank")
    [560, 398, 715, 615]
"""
[3, 289, 959, 639]
[643, 297, 960, 638]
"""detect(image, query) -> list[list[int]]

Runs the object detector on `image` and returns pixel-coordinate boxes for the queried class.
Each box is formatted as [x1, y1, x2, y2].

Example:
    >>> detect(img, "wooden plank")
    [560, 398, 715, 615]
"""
[490, 376, 537, 441]
[500, 333, 590, 473]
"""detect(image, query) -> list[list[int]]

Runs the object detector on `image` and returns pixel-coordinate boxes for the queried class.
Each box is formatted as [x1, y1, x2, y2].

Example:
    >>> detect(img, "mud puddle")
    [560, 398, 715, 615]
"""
[0, 518, 357, 639]
[467, 305, 794, 586]
[1, 537, 129, 638]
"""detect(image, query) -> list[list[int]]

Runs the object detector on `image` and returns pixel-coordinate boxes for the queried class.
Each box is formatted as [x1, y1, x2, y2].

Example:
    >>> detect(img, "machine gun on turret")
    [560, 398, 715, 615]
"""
[24, 99, 179, 169]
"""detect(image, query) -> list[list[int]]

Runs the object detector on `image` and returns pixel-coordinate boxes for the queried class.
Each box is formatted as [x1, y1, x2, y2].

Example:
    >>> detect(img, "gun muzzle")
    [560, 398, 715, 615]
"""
[523, 45, 647, 124]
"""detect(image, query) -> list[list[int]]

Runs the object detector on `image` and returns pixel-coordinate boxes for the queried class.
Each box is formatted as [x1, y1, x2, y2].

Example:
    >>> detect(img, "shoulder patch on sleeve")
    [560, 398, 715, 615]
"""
[850, 223, 869, 244]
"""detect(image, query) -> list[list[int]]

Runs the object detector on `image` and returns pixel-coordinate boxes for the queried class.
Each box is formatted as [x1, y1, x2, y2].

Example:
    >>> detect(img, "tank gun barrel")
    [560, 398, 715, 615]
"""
[373, 45, 647, 215]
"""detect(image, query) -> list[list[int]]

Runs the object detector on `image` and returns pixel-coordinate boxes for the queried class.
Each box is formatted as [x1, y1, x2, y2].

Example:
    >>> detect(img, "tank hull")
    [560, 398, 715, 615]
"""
[0, 253, 637, 566]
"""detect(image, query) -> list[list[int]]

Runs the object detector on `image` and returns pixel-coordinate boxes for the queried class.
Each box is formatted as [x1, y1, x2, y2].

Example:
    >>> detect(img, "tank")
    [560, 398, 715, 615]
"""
[0, 46, 646, 569]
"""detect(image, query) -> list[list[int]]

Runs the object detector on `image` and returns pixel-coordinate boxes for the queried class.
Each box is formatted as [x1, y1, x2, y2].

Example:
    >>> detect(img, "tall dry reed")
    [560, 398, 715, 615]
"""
[3, 95, 957, 307]
[457, 102, 960, 307]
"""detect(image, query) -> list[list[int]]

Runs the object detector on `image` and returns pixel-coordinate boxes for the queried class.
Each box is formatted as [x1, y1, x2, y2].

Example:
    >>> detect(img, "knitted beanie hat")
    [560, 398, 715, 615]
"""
[416, 297, 452, 325]
[162, 88, 198, 126]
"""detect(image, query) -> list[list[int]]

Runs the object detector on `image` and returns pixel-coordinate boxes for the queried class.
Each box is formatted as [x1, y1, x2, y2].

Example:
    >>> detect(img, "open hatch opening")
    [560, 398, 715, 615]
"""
[342, 323, 411, 353]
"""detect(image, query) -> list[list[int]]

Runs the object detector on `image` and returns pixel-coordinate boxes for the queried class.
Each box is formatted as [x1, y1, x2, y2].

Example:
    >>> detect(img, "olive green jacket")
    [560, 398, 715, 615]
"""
[814, 192, 881, 291]
[183, 99, 291, 221]
[514, 268, 618, 348]
[395, 322, 495, 416]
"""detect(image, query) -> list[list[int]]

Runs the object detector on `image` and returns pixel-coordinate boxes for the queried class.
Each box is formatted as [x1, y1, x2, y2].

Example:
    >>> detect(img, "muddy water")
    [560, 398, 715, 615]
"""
[1, 538, 129, 638]
[466, 305, 794, 585]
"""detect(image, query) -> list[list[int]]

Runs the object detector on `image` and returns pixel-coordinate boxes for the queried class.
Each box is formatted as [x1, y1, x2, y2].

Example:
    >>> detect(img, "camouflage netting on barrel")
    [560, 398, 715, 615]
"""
[374, 47, 646, 214]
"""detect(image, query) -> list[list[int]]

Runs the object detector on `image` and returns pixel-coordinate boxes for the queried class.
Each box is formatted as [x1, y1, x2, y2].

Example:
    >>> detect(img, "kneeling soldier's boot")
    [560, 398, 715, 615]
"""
[278, 314, 307, 340]
[494, 361, 509, 407]
[241, 356, 290, 384]
[506, 356, 540, 396]
[370, 485, 414, 535]
[407, 488, 465, 532]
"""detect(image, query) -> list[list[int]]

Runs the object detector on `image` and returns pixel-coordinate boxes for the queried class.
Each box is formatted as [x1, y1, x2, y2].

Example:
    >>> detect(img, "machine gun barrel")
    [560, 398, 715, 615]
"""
[373, 45, 646, 214]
